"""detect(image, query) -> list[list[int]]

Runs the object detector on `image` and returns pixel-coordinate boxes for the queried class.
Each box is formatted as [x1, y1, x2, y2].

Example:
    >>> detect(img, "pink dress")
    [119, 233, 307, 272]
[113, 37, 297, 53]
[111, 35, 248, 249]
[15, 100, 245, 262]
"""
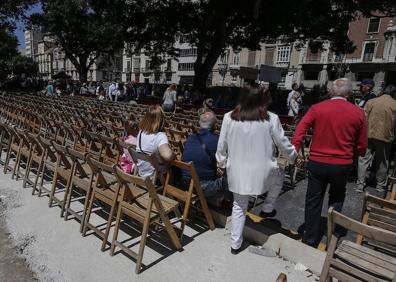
[119, 135, 137, 174]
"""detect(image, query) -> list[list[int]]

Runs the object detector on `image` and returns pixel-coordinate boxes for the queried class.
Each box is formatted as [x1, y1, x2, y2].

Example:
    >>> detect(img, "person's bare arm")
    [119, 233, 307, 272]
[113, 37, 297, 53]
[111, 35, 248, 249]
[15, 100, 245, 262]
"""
[159, 143, 175, 162]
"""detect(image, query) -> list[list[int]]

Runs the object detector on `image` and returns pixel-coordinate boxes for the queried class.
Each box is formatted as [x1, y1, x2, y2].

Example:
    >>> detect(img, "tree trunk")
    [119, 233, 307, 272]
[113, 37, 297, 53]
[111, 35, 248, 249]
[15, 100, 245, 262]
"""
[192, 20, 228, 95]
[77, 63, 89, 82]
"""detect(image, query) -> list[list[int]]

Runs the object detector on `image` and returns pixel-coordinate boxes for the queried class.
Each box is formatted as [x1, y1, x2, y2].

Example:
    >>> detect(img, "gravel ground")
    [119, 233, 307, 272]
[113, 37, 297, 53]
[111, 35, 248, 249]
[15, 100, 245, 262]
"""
[0, 167, 319, 282]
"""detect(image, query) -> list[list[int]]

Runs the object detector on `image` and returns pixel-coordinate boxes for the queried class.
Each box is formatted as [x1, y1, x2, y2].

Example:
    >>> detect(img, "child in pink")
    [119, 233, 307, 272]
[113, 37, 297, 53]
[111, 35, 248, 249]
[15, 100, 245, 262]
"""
[119, 117, 138, 174]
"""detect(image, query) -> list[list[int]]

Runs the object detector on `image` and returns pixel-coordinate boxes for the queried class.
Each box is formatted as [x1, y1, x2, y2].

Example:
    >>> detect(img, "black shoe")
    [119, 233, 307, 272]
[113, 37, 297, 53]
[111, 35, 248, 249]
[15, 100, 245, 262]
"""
[231, 246, 242, 255]
[259, 209, 277, 218]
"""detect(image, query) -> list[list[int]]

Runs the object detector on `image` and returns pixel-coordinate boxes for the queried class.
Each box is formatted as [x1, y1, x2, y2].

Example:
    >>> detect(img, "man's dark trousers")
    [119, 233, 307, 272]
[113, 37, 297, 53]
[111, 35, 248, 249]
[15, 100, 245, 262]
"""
[303, 160, 352, 247]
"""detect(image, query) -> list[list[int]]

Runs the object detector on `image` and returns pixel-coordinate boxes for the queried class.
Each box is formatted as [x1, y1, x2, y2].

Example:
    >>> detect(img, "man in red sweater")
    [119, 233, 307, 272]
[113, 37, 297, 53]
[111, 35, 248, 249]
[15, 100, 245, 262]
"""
[292, 78, 367, 247]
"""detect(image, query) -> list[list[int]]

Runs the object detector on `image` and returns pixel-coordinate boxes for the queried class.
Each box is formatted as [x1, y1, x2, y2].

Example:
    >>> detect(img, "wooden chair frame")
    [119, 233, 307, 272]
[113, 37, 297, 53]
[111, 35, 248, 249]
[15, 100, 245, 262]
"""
[111, 166, 182, 273]
[320, 207, 396, 282]
[163, 160, 215, 239]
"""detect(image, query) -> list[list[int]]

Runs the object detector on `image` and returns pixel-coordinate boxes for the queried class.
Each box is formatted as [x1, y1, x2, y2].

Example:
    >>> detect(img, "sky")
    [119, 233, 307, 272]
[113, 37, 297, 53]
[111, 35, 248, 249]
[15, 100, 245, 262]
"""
[15, 3, 42, 49]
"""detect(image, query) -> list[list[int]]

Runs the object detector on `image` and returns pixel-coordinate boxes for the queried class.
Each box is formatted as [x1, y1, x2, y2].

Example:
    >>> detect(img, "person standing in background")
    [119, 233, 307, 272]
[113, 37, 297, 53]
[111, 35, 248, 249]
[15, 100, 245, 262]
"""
[357, 79, 376, 108]
[356, 85, 396, 192]
[45, 80, 54, 97]
[162, 84, 177, 112]
[287, 83, 299, 110]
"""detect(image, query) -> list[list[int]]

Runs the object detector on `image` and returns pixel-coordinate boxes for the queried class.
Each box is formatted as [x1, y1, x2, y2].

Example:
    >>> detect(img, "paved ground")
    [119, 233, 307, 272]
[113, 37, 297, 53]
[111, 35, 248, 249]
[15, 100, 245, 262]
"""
[251, 168, 385, 244]
[0, 213, 36, 282]
[0, 166, 318, 282]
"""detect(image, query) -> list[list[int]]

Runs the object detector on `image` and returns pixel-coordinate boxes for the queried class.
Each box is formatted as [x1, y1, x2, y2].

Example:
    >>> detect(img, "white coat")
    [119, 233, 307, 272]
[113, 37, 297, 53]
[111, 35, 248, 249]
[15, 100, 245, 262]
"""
[216, 111, 297, 195]
[288, 98, 299, 117]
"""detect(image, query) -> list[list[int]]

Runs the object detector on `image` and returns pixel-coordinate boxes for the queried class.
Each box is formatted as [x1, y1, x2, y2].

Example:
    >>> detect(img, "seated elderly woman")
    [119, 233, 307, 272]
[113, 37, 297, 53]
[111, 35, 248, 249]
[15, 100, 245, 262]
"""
[136, 105, 175, 180]
[182, 111, 228, 206]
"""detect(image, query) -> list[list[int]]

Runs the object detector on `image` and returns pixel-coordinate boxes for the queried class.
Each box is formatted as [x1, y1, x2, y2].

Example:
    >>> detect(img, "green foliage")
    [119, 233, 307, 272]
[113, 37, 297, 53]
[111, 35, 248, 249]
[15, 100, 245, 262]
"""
[11, 55, 38, 76]
[31, 0, 125, 81]
[0, 0, 36, 80]
[0, 29, 19, 80]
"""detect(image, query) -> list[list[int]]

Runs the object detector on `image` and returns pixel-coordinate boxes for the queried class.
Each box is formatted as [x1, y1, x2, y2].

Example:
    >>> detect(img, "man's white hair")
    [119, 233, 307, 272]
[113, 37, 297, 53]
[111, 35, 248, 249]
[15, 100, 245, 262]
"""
[330, 78, 353, 97]
[199, 111, 217, 130]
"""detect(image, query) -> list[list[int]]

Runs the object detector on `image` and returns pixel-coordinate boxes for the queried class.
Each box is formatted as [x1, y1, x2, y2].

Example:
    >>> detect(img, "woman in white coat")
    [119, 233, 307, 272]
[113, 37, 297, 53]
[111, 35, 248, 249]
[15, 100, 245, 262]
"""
[216, 86, 297, 254]
[288, 92, 300, 117]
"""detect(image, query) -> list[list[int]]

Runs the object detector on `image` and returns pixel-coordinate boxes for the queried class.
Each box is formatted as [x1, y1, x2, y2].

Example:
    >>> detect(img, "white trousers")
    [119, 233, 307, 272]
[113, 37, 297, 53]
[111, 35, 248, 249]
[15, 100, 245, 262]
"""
[231, 169, 285, 249]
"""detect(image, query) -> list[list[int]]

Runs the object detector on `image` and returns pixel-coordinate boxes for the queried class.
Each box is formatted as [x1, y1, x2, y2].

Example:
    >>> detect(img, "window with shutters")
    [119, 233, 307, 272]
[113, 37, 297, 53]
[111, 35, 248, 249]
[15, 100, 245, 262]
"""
[276, 46, 291, 63]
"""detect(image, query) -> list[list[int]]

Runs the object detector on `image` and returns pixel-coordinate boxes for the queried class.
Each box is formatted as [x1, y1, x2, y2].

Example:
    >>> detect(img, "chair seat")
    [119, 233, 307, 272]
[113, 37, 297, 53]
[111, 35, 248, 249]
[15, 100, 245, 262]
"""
[71, 175, 91, 191]
[94, 183, 121, 205]
[57, 167, 72, 179]
[333, 240, 396, 281]
[121, 191, 179, 224]
[164, 184, 197, 202]
[19, 146, 31, 157]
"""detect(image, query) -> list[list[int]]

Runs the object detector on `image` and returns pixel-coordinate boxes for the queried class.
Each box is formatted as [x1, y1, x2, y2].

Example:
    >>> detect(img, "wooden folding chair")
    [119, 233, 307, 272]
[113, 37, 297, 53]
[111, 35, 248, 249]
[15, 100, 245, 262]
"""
[49, 142, 73, 212]
[63, 147, 94, 232]
[22, 132, 45, 189]
[83, 156, 120, 251]
[3, 125, 22, 175]
[98, 134, 119, 165]
[0, 122, 11, 165]
[168, 128, 188, 143]
[168, 139, 184, 158]
[111, 166, 182, 273]
[356, 193, 396, 253]
[13, 127, 33, 181]
[163, 160, 215, 239]
[85, 131, 104, 160]
[34, 135, 57, 196]
[320, 207, 396, 282]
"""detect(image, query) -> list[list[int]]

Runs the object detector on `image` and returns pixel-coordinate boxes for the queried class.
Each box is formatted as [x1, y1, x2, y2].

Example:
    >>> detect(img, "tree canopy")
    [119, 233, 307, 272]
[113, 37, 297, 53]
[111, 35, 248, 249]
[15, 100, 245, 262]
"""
[31, 0, 126, 81]
[0, 0, 36, 81]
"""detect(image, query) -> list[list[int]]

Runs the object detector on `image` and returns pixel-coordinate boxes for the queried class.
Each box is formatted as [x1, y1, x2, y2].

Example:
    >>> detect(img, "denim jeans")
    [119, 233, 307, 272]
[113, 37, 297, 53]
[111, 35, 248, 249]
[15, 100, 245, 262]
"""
[200, 177, 228, 198]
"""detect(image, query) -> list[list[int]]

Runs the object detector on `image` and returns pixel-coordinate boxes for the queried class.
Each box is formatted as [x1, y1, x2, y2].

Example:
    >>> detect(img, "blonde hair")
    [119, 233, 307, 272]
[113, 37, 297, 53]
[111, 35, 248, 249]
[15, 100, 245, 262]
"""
[139, 105, 165, 133]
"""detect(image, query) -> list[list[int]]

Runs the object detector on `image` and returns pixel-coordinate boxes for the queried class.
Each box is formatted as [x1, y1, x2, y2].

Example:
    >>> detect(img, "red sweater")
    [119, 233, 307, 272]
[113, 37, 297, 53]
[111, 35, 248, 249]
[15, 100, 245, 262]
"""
[292, 98, 368, 165]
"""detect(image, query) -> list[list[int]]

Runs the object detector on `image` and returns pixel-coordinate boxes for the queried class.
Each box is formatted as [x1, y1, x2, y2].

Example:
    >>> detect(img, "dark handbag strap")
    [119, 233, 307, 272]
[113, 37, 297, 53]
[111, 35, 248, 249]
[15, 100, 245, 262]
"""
[137, 131, 150, 155]
[196, 133, 217, 170]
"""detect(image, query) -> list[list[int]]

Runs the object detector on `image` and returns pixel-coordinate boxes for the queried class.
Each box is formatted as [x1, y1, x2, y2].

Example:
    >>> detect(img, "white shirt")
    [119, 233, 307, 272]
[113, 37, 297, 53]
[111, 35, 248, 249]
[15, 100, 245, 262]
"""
[108, 83, 116, 98]
[287, 90, 295, 108]
[136, 131, 169, 179]
[162, 90, 176, 105]
[216, 112, 297, 195]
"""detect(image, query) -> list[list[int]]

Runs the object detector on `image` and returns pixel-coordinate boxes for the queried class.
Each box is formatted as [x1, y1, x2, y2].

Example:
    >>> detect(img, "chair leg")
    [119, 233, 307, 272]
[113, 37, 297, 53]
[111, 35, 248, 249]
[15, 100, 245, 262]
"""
[79, 188, 92, 233]
[4, 145, 12, 174]
[110, 205, 123, 256]
[63, 185, 73, 221]
[180, 199, 192, 239]
[23, 155, 34, 188]
[12, 149, 21, 180]
[101, 199, 118, 251]
[135, 212, 151, 274]
[60, 176, 72, 218]
[32, 160, 44, 195]
[82, 191, 96, 236]
[48, 172, 58, 207]
[38, 165, 47, 197]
